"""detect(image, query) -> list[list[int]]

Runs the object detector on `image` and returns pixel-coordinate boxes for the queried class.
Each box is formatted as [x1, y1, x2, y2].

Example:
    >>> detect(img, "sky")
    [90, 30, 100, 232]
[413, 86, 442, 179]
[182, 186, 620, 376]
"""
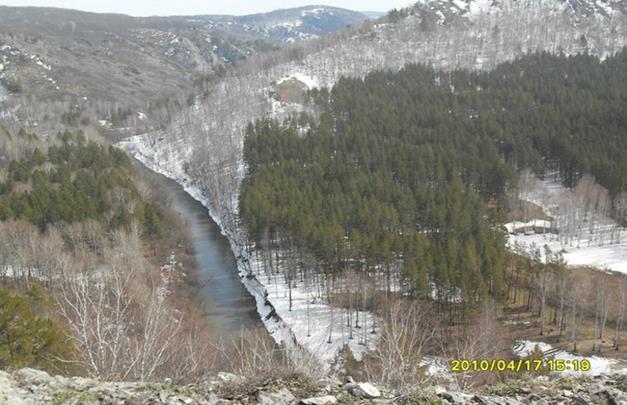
[0, 0, 414, 16]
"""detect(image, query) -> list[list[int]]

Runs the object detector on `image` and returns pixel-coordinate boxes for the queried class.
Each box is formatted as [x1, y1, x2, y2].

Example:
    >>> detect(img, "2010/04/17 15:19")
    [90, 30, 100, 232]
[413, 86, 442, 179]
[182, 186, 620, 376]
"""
[449, 358, 592, 373]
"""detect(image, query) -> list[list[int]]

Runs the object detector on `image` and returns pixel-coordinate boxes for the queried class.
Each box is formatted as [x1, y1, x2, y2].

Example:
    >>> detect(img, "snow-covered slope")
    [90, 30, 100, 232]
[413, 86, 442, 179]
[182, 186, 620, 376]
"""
[507, 174, 627, 273]
[230, 6, 370, 43]
[513, 339, 627, 376]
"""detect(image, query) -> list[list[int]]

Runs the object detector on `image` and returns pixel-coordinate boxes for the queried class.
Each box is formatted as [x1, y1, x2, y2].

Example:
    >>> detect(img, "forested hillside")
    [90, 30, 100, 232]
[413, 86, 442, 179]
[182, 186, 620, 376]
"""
[240, 50, 627, 304]
[126, 0, 626, 247]
[0, 130, 162, 233]
[0, 127, 226, 381]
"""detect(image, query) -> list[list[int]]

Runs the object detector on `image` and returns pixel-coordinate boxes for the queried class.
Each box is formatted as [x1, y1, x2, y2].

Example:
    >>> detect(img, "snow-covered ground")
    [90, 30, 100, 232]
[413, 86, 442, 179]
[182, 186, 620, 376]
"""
[248, 252, 378, 362]
[117, 135, 378, 366]
[513, 340, 627, 376]
[506, 175, 627, 274]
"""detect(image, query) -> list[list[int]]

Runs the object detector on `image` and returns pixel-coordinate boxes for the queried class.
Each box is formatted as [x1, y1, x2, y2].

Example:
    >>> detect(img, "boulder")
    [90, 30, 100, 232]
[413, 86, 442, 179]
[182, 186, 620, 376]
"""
[301, 395, 338, 404]
[258, 388, 297, 405]
[343, 382, 381, 399]
[216, 372, 240, 384]
[14, 368, 54, 385]
[0, 371, 29, 405]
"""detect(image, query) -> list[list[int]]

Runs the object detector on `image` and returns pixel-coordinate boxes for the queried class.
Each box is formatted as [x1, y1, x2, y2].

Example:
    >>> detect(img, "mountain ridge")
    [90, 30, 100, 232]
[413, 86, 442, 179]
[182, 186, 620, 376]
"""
[0, 4, 369, 130]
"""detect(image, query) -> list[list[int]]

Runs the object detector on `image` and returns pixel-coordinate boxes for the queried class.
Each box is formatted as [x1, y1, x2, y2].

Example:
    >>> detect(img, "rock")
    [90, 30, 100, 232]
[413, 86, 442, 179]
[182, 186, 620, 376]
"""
[0, 371, 29, 405]
[258, 388, 296, 405]
[301, 395, 338, 404]
[344, 382, 381, 399]
[438, 391, 454, 402]
[589, 383, 606, 395]
[216, 372, 240, 384]
[573, 394, 592, 404]
[472, 395, 505, 404]
[322, 375, 343, 388]
[1, 367, 626, 405]
[14, 368, 53, 385]
[437, 390, 475, 404]
[159, 390, 170, 403]
[203, 392, 220, 404]
[605, 387, 627, 404]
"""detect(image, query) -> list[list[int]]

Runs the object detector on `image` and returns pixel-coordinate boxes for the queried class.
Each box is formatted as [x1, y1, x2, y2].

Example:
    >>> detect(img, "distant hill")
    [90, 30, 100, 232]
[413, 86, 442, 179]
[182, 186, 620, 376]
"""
[0, 5, 369, 129]
[360, 11, 387, 19]
[198, 6, 369, 43]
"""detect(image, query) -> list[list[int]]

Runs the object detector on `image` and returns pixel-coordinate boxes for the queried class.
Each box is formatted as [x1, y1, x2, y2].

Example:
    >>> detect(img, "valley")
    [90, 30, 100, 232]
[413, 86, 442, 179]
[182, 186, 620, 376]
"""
[0, 0, 627, 403]
[133, 161, 261, 336]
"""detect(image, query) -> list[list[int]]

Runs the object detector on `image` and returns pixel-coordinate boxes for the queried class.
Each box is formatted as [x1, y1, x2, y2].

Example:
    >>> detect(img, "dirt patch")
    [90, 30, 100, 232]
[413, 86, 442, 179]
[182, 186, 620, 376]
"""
[507, 200, 553, 222]
[274, 79, 308, 104]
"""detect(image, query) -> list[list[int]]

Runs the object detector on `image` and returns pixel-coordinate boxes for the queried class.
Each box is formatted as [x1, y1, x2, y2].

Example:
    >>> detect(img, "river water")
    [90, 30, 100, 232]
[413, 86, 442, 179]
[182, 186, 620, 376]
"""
[135, 163, 261, 336]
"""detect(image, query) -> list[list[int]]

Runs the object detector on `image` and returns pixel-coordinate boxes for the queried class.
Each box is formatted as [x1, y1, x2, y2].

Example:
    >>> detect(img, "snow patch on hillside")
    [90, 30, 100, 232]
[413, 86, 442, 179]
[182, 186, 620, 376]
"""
[506, 175, 627, 273]
[513, 339, 627, 376]
[248, 251, 379, 363]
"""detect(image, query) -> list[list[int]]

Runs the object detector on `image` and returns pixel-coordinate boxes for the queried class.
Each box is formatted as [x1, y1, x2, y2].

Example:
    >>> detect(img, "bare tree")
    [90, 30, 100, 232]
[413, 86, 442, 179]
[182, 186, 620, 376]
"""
[614, 279, 626, 350]
[365, 299, 437, 388]
[57, 258, 185, 381]
[568, 281, 586, 352]
[594, 274, 611, 352]
[449, 301, 505, 389]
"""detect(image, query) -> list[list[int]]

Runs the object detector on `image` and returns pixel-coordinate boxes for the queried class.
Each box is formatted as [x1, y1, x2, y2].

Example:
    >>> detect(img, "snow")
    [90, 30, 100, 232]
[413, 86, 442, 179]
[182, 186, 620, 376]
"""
[436, 10, 446, 23]
[117, 134, 378, 367]
[513, 339, 627, 376]
[301, 8, 325, 17]
[505, 219, 553, 233]
[157, 253, 178, 302]
[1, 265, 48, 281]
[468, 0, 495, 16]
[277, 72, 320, 90]
[277, 20, 304, 28]
[117, 135, 299, 354]
[421, 356, 454, 380]
[512, 339, 553, 355]
[506, 175, 627, 274]
[33, 58, 51, 71]
[452, 0, 467, 10]
[248, 250, 379, 363]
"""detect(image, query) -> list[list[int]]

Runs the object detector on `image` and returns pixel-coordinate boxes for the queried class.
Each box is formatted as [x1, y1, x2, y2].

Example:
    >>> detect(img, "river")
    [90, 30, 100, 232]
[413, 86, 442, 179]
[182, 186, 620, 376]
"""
[134, 162, 261, 336]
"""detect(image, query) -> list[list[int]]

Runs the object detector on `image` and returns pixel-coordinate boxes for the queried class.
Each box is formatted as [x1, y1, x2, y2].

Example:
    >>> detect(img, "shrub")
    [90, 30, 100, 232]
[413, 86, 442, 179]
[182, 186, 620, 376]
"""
[0, 287, 76, 373]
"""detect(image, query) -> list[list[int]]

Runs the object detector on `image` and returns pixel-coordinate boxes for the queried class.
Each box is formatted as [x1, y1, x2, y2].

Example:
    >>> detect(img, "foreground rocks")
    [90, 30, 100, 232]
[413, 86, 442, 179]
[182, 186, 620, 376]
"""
[0, 368, 626, 404]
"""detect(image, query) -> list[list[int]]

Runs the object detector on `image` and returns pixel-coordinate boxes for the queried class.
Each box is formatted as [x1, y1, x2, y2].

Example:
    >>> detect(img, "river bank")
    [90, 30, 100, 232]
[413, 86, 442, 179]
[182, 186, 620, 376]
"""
[117, 137, 304, 360]
[133, 161, 261, 337]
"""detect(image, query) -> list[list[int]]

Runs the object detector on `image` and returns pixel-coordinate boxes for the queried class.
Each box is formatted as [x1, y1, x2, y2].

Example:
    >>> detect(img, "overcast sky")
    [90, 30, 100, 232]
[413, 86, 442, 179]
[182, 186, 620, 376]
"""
[0, 1, 414, 16]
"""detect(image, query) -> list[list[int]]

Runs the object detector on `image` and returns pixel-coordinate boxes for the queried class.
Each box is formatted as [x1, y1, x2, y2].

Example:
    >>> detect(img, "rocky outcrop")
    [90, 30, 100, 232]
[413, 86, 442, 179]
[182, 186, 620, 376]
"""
[1, 368, 626, 404]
